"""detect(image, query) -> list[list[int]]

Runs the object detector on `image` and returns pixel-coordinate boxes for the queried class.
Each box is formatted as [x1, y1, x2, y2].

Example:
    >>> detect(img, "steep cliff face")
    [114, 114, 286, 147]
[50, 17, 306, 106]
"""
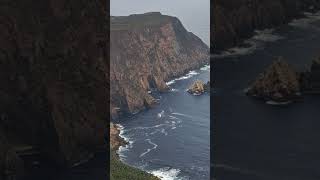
[301, 58, 320, 93]
[110, 12, 209, 118]
[0, 0, 108, 177]
[212, 0, 320, 51]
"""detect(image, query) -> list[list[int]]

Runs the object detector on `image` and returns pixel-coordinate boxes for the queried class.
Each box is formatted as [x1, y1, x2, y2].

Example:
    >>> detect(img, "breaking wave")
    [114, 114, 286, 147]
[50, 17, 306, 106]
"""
[149, 167, 187, 180]
[116, 124, 134, 160]
[139, 139, 158, 157]
[289, 11, 320, 29]
[213, 28, 284, 58]
[166, 71, 199, 85]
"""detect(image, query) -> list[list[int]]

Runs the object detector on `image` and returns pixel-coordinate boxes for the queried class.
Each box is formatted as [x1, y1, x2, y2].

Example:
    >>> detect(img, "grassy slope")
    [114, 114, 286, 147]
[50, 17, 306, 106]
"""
[110, 151, 159, 180]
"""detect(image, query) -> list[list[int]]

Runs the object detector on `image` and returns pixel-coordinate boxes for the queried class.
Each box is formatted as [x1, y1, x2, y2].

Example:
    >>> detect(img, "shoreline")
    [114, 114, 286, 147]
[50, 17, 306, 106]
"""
[110, 123, 160, 180]
[213, 10, 320, 58]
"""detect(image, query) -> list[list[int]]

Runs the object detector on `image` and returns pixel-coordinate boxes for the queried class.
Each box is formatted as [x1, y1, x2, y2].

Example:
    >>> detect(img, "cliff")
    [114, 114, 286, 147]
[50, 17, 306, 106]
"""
[212, 0, 320, 51]
[0, 0, 108, 178]
[110, 12, 209, 118]
[301, 58, 320, 93]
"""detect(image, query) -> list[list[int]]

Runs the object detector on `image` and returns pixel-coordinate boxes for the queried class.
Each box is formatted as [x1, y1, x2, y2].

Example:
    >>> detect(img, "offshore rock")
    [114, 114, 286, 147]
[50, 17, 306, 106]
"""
[300, 58, 320, 93]
[188, 80, 210, 95]
[246, 58, 301, 102]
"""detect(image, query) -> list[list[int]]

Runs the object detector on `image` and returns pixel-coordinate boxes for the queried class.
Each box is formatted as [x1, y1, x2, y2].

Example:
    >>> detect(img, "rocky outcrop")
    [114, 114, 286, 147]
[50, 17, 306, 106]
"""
[246, 58, 301, 102]
[110, 123, 126, 151]
[300, 58, 320, 93]
[204, 81, 211, 92]
[212, 0, 320, 51]
[110, 12, 209, 118]
[187, 80, 210, 95]
[0, 0, 108, 178]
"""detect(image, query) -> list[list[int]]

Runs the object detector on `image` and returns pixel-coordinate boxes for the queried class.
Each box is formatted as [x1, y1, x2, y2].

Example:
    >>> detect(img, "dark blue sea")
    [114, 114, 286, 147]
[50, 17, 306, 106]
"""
[213, 11, 320, 180]
[117, 65, 210, 180]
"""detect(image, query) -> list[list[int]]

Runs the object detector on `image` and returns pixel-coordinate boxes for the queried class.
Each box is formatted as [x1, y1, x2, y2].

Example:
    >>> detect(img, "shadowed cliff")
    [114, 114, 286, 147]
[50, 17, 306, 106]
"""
[0, 0, 108, 178]
[212, 0, 320, 51]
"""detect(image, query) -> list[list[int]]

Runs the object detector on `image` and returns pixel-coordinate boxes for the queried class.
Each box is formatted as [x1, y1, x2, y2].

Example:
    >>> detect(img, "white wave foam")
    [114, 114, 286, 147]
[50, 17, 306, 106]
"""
[170, 88, 179, 92]
[213, 41, 259, 58]
[252, 29, 284, 42]
[139, 139, 158, 157]
[289, 11, 320, 28]
[150, 167, 186, 180]
[117, 124, 130, 143]
[127, 123, 168, 131]
[171, 112, 193, 118]
[161, 128, 168, 136]
[213, 28, 283, 58]
[168, 115, 180, 120]
[200, 64, 210, 71]
[166, 71, 199, 86]
[116, 124, 134, 160]
[157, 110, 165, 118]
[266, 100, 292, 105]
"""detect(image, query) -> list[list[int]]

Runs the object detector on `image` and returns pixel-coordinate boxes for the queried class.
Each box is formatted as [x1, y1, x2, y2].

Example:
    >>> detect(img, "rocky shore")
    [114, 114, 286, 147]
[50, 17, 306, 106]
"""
[110, 123, 127, 152]
[213, 0, 320, 51]
[110, 123, 159, 180]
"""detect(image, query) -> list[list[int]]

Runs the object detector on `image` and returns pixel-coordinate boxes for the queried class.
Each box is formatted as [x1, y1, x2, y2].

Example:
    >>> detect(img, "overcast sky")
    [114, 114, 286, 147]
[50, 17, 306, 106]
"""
[110, 0, 210, 45]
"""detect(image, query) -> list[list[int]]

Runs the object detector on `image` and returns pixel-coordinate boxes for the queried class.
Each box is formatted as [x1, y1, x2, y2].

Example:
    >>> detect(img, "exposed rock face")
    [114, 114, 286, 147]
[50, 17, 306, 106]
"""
[301, 58, 320, 93]
[212, 0, 320, 51]
[110, 12, 209, 117]
[247, 58, 301, 102]
[0, 0, 108, 177]
[187, 80, 210, 95]
[204, 81, 211, 92]
[110, 123, 126, 151]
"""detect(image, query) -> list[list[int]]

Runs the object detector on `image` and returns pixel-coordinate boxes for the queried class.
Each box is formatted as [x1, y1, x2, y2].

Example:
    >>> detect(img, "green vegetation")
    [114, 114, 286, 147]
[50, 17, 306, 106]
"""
[110, 151, 159, 180]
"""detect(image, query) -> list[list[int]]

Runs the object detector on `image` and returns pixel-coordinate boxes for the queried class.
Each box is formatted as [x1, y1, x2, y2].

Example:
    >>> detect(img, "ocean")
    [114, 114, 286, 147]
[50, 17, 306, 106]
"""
[213, 11, 320, 180]
[116, 64, 210, 180]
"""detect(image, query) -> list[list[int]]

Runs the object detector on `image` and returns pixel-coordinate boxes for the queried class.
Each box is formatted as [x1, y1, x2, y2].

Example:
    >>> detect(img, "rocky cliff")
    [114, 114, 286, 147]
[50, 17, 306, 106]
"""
[0, 0, 108, 178]
[301, 58, 320, 93]
[212, 0, 320, 51]
[110, 12, 209, 118]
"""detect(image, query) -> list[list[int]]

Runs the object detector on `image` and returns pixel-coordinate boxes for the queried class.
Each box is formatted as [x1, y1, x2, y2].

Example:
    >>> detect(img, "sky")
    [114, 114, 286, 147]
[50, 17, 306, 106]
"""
[110, 0, 210, 45]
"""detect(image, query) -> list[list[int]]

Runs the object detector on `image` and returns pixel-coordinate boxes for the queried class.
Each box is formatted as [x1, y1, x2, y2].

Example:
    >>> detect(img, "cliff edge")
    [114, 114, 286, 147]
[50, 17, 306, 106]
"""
[110, 12, 209, 118]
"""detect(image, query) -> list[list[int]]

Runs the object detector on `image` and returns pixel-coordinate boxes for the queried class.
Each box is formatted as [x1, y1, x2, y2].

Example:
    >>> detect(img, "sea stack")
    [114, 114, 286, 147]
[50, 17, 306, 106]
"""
[246, 57, 301, 103]
[300, 58, 320, 93]
[188, 80, 210, 95]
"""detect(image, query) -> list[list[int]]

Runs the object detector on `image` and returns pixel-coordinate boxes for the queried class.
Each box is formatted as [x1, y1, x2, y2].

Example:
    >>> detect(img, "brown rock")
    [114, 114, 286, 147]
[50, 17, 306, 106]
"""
[110, 123, 127, 151]
[188, 80, 210, 95]
[247, 57, 301, 102]
[300, 57, 320, 93]
[110, 13, 209, 117]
